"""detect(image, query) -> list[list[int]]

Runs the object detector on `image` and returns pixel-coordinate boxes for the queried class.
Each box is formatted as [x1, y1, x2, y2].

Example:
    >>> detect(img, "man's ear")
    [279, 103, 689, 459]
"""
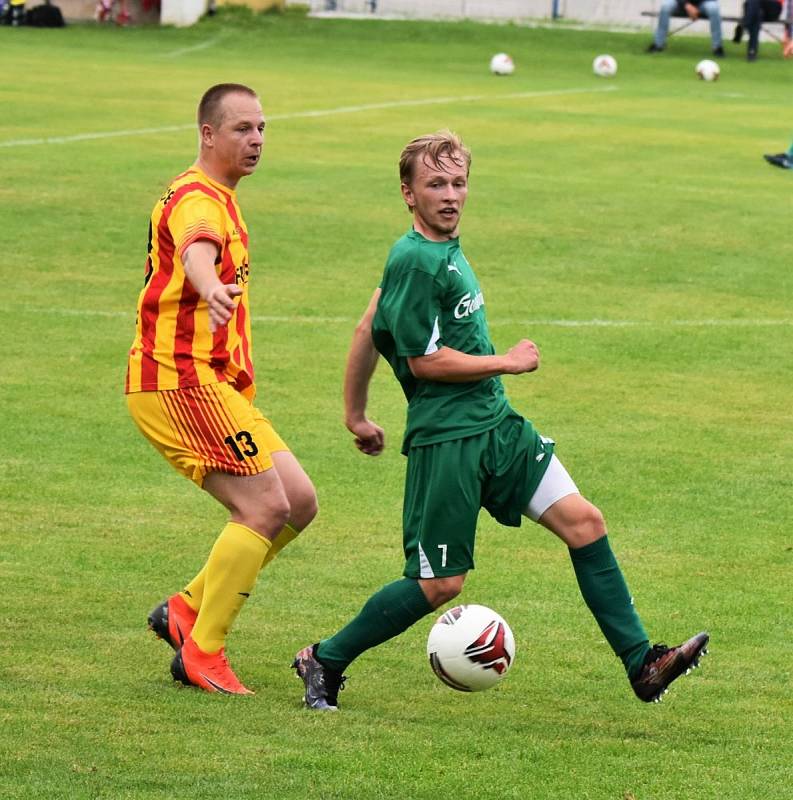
[400, 181, 414, 210]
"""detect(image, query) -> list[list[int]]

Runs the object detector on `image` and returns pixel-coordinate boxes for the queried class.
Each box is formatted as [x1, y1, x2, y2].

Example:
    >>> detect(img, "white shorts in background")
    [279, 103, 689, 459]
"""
[524, 454, 579, 521]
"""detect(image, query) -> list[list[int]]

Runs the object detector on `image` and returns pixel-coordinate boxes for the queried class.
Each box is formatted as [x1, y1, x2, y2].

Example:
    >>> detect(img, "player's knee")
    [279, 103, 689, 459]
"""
[439, 577, 464, 605]
[240, 497, 291, 538]
[573, 503, 607, 545]
[270, 499, 292, 533]
[290, 486, 318, 531]
[421, 574, 466, 609]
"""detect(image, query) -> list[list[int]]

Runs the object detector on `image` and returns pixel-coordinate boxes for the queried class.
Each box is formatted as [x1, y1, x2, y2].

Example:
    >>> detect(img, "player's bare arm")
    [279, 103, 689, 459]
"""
[408, 339, 539, 383]
[344, 289, 385, 456]
[183, 240, 242, 332]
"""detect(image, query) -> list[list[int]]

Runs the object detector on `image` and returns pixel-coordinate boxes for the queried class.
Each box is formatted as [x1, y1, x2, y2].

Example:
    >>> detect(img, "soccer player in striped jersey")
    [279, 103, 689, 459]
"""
[126, 83, 317, 695]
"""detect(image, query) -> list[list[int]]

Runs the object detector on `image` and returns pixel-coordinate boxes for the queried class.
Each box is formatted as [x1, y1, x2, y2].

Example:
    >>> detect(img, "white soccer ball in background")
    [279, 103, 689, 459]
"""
[695, 59, 720, 81]
[427, 604, 516, 692]
[490, 52, 515, 75]
[593, 54, 618, 77]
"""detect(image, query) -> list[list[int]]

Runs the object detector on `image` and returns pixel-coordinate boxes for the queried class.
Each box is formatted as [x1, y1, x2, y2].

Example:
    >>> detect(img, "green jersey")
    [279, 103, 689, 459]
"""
[372, 229, 510, 454]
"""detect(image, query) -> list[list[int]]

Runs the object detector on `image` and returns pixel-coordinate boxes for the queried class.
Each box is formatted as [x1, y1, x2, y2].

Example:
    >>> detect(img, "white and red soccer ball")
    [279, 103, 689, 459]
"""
[427, 604, 515, 692]
[593, 54, 618, 77]
[490, 53, 515, 75]
[695, 59, 720, 81]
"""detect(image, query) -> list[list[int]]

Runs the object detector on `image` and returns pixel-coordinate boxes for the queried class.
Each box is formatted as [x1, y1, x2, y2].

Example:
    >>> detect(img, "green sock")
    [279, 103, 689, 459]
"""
[316, 578, 434, 672]
[568, 535, 650, 679]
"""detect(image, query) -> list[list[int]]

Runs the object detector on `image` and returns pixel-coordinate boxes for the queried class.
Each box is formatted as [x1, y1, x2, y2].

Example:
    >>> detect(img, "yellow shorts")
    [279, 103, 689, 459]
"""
[126, 382, 289, 486]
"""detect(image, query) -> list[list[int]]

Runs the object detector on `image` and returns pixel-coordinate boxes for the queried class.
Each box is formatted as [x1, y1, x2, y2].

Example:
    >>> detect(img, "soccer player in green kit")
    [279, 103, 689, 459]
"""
[293, 131, 709, 709]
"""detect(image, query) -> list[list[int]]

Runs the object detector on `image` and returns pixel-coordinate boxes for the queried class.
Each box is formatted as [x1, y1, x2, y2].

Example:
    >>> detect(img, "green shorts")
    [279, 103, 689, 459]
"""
[402, 412, 554, 579]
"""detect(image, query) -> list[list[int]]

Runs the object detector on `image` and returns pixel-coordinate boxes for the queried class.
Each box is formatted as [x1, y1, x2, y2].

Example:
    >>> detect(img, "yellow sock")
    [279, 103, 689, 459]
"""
[261, 524, 300, 568]
[181, 567, 206, 612]
[180, 524, 298, 612]
[190, 522, 271, 653]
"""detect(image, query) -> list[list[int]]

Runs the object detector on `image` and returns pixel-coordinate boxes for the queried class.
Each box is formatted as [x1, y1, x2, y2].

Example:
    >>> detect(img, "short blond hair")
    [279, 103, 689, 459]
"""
[398, 130, 471, 186]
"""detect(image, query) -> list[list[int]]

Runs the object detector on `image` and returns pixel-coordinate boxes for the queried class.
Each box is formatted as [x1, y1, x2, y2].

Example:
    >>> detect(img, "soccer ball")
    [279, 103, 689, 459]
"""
[490, 53, 515, 76]
[427, 604, 515, 692]
[593, 54, 618, 77]
[695, 59, 720, 81]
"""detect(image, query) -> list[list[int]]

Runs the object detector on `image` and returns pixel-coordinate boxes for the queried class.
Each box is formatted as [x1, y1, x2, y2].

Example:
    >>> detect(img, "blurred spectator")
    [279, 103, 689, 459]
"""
[95, 0, 130, 23]
[27, 0, 65, 25]
[733, 0, 793, 60]
[6, 0, 26, 24]
[647, 0, 725, 56]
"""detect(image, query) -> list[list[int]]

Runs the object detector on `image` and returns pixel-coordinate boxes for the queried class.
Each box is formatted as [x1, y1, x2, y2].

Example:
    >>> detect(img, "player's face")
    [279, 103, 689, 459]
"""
[204, 93, 265, 188]
[401, 152, 468, 241]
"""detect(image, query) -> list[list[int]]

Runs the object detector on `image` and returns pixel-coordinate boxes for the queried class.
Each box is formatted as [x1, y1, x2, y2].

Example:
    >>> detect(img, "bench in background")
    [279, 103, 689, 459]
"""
[641, 9, 792, 42]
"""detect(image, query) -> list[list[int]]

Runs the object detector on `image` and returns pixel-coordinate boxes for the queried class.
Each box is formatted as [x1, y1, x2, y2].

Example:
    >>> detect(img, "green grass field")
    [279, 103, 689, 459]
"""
[1, 8, 792, 799]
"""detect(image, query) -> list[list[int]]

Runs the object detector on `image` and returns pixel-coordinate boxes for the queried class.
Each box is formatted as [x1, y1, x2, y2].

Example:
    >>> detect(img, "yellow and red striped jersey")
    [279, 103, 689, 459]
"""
[126, 167, 255, 395]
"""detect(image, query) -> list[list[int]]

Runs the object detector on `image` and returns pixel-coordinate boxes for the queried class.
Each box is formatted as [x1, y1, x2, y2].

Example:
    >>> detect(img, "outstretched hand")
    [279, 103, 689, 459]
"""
[206, 283, 243, 332]
[347, 418, 385, 456]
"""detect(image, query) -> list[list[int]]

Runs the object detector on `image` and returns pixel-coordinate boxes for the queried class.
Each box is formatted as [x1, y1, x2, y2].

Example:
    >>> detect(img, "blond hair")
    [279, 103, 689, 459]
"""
[398, 130, 471, 186]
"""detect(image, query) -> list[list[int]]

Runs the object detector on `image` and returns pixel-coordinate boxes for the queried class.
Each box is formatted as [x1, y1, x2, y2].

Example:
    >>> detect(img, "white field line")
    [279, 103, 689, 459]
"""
[0, 86, 617, 149]
[14, 307, 792, 328]
[164, 35, 227, 58]
[263, 87, 617, 120]
[0, 125, 194, 148]
[492, 318, 793, 328]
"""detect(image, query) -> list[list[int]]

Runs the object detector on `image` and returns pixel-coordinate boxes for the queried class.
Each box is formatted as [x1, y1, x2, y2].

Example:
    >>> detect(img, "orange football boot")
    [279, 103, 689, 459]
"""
[171, 636, 253, 695]
[148, 594, 198, 651]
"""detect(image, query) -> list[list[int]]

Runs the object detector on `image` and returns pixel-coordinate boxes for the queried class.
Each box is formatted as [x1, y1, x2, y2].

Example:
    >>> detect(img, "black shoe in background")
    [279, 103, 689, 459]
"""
[764, 153, 793, 169]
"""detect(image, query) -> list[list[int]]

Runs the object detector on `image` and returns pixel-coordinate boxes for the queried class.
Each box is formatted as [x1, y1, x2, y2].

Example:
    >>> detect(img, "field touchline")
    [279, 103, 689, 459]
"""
[0, 87, 617, 149]
[163, 34, 228, 58]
